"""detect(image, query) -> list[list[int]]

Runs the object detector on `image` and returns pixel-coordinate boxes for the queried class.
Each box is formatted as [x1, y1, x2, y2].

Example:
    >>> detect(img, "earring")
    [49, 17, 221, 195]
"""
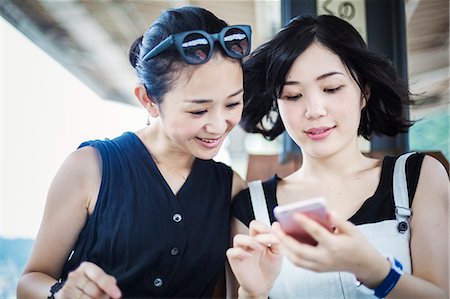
[146, 115, 151, 125]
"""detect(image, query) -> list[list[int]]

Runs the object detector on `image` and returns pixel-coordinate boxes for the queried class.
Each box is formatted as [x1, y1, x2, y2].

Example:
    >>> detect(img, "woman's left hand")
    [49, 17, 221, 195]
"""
[227, 220, 283, 298]
[272, 211, 390, 287]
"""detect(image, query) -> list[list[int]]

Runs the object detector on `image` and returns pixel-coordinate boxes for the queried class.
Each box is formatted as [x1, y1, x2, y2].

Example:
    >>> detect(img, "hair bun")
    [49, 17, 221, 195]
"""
[129, 36, 143, 68]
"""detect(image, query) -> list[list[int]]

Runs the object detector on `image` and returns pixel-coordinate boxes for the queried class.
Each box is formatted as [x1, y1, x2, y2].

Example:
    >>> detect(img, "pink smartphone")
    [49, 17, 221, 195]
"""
[273, 197, 333, 246]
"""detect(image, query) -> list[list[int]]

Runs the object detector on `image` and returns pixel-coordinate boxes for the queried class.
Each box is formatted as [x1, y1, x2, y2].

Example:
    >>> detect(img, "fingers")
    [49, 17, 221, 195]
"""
[63, 262, 122, 299]
[226, 247, 252, 261]
[328, 211, 356, 235]
[249, 220, 281, 252]
[249, 220, 271, 237]
[253, 233, 281, 254]
[272, 214, 364, 273]
[232, 233, 266, 252]
[291, 213, 333, 246]
[254, 233, 279, 246]
[272, 221, 314, 252]
[82, 263, 121, 298]
[235, 222, 281, 254]
[81, 279, 110, 299]
[271, 222, 321, 264]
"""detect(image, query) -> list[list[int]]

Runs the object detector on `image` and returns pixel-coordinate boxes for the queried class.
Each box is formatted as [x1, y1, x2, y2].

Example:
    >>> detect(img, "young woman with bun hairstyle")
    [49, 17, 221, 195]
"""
[18, 6, 251, 298]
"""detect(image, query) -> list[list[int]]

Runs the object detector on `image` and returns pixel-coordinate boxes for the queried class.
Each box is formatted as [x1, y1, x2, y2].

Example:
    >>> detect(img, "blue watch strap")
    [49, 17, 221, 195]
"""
[373, 256, 403, 298]
[355, 255, 403, 298]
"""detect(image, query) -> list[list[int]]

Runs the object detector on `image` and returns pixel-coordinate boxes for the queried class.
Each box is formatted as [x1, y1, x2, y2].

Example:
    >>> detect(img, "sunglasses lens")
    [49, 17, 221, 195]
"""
[223, 27, 250, 58]
[181, 33, 210, 64]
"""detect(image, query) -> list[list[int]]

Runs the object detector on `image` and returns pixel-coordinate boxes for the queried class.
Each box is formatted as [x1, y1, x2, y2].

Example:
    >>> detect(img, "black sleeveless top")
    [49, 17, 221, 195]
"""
[61, 132, 233, 298]
[232, 153, 425, 226]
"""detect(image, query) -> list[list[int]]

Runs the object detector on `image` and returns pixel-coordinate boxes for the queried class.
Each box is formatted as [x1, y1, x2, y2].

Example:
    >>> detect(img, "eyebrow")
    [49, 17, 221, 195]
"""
[316, 71, 344, 81]
[184, 88, 244, 104]
[284, 71, 345, 85]
[228, 88, 244, 98]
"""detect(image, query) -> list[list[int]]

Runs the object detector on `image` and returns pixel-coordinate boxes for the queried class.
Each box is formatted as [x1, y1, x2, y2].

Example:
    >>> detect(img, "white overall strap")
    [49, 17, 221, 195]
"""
[248, 180, 271, 227]
[393, 152, 415, 225]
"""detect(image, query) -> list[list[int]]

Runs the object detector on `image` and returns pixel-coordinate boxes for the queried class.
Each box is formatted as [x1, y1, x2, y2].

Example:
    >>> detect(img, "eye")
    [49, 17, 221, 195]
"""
[324, 86, 343, 94]
[226, 102, 241, 109]
[283, 94, 302, 101]
[189, 110, 207, 116]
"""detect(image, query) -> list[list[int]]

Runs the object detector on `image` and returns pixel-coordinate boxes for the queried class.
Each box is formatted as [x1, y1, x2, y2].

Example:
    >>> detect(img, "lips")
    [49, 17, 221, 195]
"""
[305, 126, 335, 140]
[306, 127, 331, 135]
[195, 136, 222, 148]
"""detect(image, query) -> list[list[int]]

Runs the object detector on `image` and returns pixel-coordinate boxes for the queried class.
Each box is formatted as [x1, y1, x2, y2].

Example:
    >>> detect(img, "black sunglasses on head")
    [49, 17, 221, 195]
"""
[143, 25, 252, 65]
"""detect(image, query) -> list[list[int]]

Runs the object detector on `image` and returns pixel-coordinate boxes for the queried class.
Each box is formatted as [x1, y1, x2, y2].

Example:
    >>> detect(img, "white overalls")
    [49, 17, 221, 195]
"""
[248, 153, 414, 299]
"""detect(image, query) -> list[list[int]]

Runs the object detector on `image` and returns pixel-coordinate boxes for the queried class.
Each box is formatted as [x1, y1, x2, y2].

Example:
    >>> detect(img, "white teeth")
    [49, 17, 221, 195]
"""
[199, 138, 218, 143]
[311, 130, 326, 135]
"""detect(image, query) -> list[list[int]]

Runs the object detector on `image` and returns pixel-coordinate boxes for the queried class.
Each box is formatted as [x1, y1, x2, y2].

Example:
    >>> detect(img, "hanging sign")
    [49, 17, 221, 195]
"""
[317, 0, 367, 41]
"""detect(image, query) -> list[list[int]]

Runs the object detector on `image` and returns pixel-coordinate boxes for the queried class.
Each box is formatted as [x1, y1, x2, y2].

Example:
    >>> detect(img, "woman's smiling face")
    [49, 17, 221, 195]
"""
[277, 42, 366, 159]
[156, 55, 244, 160]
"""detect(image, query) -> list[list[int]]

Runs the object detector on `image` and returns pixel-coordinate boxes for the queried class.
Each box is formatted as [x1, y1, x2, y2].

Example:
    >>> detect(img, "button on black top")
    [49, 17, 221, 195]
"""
[154, 278, 163, 288]
[170, 247, 180, 256]
[173, 213, 182, 223]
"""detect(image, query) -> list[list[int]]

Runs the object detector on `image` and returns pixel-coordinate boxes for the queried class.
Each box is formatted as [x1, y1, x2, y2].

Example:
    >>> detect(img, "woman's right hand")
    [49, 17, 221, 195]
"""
[226, 220, 282, 298]
[56, 262, 121, 299]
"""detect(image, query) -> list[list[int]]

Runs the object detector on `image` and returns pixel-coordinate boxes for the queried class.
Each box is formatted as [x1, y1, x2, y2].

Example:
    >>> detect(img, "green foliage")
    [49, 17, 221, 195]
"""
[410, 111, 449, 159]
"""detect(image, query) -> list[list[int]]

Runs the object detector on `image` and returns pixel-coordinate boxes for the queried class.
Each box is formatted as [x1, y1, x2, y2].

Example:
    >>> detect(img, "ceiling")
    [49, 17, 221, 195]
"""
[1, 0, 448, 111]
[1, 0, 279, 105]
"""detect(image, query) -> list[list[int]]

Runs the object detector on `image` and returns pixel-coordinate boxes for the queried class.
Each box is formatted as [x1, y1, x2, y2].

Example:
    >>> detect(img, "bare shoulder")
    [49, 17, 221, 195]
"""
[419, 154, 448, 180]
[231, 171, 247, 199]
[416, 155, 449, 194]
[63, 146, 102, 178]
[51, 146, 102, 210]
[412, 154, 449, 208]
[23, 146, 102, 277]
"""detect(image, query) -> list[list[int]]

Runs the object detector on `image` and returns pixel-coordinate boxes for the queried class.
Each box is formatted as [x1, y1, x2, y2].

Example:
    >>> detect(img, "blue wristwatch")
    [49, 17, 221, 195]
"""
[355, 255, 404, 298]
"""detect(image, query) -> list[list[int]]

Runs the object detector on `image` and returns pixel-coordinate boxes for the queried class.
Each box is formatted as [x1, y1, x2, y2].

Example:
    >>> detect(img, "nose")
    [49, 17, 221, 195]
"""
[304, 94, 327, 119]
[205, 112, 228, 134]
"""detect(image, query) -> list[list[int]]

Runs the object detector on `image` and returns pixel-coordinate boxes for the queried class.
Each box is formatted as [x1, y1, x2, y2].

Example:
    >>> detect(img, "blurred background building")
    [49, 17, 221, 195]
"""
[1, 1, 448, 297]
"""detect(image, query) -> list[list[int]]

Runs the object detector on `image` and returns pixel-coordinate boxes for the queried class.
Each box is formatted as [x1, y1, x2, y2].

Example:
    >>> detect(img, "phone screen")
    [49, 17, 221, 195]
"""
[273, 197, 332, 246]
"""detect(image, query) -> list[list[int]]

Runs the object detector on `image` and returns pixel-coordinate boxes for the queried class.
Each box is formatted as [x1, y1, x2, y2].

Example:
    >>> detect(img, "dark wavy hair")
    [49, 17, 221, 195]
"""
[128, 6, 228, 104]
[241, 14, 413, 140]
